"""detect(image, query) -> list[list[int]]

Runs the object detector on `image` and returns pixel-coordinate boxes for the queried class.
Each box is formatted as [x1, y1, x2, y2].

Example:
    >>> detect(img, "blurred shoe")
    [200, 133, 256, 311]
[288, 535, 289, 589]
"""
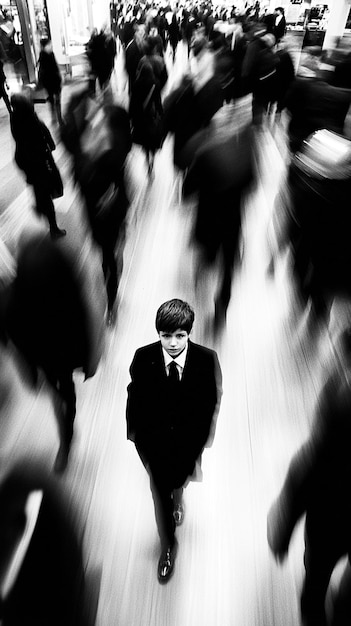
[157, 540, 178, 584]
[50, 228, 66, 239]
[173, 503, 184, 526]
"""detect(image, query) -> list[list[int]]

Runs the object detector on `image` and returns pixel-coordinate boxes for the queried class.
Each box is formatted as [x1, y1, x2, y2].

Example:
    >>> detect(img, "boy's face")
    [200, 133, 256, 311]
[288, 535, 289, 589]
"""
[159, 329, 189, 357]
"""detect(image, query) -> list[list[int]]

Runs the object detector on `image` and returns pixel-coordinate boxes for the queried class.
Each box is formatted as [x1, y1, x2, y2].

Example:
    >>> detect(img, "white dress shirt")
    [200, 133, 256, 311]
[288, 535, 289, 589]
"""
[162, 343, 188, 380]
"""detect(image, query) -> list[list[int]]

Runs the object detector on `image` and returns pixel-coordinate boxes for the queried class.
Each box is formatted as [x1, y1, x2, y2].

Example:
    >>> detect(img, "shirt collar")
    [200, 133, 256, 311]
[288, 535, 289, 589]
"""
[162, 342, 189, 370]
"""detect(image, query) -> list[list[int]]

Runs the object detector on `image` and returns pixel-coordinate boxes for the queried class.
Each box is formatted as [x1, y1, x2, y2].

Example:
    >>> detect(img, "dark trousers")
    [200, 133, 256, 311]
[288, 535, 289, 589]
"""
[135, 444, 180, 550]
[252, 72, 277, 124]
[47, 90, 63, 124]
[150, 472, 176, 550]
[0, 84, 11, 113]
[33, 184, 60, 234]
[45, 369, 76, 450]
[102, 246, 119, 313]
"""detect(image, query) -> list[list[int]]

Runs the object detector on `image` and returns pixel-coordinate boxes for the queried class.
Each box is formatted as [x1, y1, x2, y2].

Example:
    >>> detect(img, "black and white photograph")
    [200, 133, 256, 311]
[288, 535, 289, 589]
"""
[1, 0, 351, 624]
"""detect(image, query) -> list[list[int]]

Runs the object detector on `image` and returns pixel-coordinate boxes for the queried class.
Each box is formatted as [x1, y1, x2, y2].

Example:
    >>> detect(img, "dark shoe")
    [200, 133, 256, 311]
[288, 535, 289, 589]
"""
[157, 541, 178, 584]
[50, 228, 66, 239]
[173, 503, 184, 526]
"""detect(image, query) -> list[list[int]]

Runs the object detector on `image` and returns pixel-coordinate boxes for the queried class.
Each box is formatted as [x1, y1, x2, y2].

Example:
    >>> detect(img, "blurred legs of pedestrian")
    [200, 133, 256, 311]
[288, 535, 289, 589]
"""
[45, 369, 76, 473]
[47, 91, 63, 125]
[102, 246, 119, 326]
[33, 184, 66, 239]
[0, 84, 12, 114]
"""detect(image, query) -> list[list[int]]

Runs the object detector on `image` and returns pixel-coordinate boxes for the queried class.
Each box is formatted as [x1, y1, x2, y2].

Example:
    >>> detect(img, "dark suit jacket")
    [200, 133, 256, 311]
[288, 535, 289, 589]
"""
[163, 76, 223, 170]
[273, 16, 286, 42]
[126, 340, 222, 481]
[124, 39, 143, 87]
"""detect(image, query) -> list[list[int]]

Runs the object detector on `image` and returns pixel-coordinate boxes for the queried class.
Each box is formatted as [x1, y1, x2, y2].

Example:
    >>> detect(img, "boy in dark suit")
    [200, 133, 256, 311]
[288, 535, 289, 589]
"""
[126, 299, 222, 583]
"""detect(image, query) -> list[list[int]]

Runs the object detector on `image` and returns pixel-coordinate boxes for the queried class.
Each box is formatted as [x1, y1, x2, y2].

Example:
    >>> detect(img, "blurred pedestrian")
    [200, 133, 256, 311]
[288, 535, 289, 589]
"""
[142, 35, 168, 92]
[0, 458, 99, 624]
[282, 49, 351, 153]
[168, 13, 180, 62]
[3, 229, 104, 473]
[0, 57, 11, 114]
[124, 24, 146, 94]
[129, 58, 164, 175]
[273, 7, 286, 43]
[86, 26, 116, 92]
[37, 37, 62, 125]
[183, 121, 255, 331]
[77, 104, 132, 325]
[241, 24, 279, 125]
[267, 319, 351, 626]
[10, 93, 66, 239]
[163, 36, 223, 171]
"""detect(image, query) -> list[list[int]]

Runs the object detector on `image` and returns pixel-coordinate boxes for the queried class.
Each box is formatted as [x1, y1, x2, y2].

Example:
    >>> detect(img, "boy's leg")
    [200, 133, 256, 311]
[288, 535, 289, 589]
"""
[173, 487, 184, 526]
[150, 472, 175, 550]
[150, 470, 178, 583]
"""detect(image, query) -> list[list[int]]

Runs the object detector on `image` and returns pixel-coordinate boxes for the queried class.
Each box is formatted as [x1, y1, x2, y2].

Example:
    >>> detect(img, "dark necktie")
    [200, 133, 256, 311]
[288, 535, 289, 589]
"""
[168, 360, 180, 384]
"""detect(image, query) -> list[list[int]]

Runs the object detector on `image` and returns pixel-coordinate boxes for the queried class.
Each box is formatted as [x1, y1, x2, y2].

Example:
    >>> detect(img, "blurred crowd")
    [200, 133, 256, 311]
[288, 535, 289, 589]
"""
[0, 0, 351, 623]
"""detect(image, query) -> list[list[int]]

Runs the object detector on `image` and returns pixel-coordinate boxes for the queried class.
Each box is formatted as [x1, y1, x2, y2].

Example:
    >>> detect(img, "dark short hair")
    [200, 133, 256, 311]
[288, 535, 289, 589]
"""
[156, 299, 195, 333]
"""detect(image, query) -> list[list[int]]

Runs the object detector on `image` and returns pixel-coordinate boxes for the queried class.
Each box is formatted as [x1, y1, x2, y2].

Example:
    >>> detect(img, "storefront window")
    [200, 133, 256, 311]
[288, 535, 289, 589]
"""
[33, 0, 49, 39]
[64, 0, 90, 53]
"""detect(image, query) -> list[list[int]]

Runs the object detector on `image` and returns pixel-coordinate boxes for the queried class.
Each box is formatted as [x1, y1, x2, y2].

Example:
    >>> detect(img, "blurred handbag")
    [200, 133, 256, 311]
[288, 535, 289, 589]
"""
[45, 150, 63, 199]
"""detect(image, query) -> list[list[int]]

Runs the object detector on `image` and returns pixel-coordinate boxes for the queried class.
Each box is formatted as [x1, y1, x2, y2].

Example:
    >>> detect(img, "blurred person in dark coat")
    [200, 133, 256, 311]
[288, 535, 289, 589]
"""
[126, 299, 222, 583]
[210, 31, 236, 104]
[124, 24, 146, 94]
[141, 35, 168, 92]
[163, 36, 223, 171]
[268, 130, 351, 330]
[183, 121, 255, 331]
[10, 93, 66, 239]
[0, 58, 11, 114]
[2, 229, 104, 473]
[86, 26, 116, 92]
[129, 58, 164, 175]
[282, 49, 351, 153]
[62, 88, 132, 324]
[273, 6, 286, 43]
[168, 12, 180, 62]
[77, 105, 132, 325]
[37, 37, 62, 125]
[267, 319, 351, 626]
[0, 458, 99, 625]
[273, 37, 295, 117]
[241, 23, 279, 125]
